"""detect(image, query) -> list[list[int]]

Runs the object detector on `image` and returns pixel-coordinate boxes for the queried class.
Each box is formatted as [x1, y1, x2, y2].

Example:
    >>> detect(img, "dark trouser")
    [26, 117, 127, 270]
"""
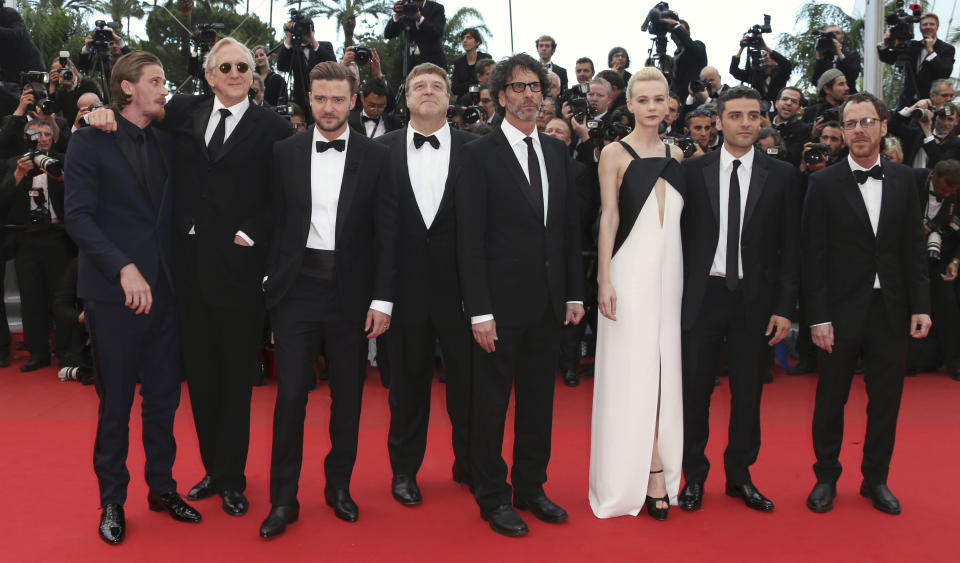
[930, 263, 960, 371]
[386, 314, 472, 477]
[796, 293, 818, 368]
[15, 230, 70, 362]
[471, 306, 562, 513]
[0, 259, 12, 358]
[812, 291, 907, 485]
[682, 278, 767, 486]
[559, 255, 598, 372]
[87, 277, 181, 506]
[180, 287, 264, 493]
[269, 274, 366, 506]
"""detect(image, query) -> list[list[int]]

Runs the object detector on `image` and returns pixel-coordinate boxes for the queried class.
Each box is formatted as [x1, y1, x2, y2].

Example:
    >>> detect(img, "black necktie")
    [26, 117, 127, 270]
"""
[523, 137, 545, 222]
[136, 131, 161, 204]
[413, 132, 440, 149]
[316, 139, 346, 153]
[726, 159, 741, 291]
[853, 165, 883, 184]
[207, 108, 231, 159]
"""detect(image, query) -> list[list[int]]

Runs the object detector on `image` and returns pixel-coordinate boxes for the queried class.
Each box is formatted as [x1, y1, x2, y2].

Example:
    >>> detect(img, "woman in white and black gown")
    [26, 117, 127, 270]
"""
[590, 67, 685, 520]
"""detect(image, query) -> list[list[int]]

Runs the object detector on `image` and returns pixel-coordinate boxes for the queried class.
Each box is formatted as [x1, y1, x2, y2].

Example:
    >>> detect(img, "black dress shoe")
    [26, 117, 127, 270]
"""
[860, 482, 901, 515]
[147, 491, 202, 522]
[392, 474, 422, 506]
[678, 482, 703, 511]
[0, 356, 10, 368]
[562, 369, 580, 387]
[187, 475, 216, 501]
[949, 367, 960, 382]
[451, 462, 475, 493]
[806, 482, 836, 513]
[324, 488, 359, 522]
[513, 493, 568, 523]
[725, 482, 775, 511]
[221, 490, 249, 516]
[481, 504, 528, 537]
[787, 362, 816, 375]
[19, 357, 50, 372]
[259, 505, 299, 539]
[98, 504, 125, 545]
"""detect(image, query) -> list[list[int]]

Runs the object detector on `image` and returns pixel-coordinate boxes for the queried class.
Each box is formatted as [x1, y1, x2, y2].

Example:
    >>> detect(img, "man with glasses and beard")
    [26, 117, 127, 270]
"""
[456, 54, 584, 537]
[259, 61, 397, 538]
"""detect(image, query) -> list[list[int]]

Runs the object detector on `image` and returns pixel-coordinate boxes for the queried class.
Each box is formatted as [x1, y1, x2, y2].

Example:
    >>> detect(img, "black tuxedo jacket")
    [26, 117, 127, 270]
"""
[348, 110, 402, 138]
[802, 159, 930, 335]
[681, 149, 800, 331]
[384, 1, 447, 69]
[64, 126, 175, 303]
[670, 26, 708, 100]
[455, 127, 584, 327]
[0, 154, 65, 228]
[265, 129, 398, 320]
[879, 39, 956, 107]
[162, 94, 291, 307]
[377, 125, 474, 325]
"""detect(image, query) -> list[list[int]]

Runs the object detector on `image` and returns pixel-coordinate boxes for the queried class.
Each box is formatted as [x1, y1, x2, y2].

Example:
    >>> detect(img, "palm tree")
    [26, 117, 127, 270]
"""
[97, 0, 147, 34]
[287, 0, 391, 48]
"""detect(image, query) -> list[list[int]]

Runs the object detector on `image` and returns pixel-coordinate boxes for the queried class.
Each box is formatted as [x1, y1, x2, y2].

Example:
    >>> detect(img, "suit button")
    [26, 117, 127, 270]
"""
[201, 194, 208, 200]
[545, 260, 550, 268]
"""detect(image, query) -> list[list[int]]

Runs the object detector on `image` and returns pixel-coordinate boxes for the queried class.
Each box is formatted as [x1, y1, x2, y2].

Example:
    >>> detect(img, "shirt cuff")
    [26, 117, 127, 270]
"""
[926, 52, 937, 61]
[567, 301, 584, 305]
[471, 314, 494, 324]
[235, 230, 254, 246]
[417, 15, 425, 26]
[283, 38, 292, 49]
[685, 94, 696, 105]
[810, 322, 831, 328]
[899, 107, 913, 117]
[924, 135, 936, 144]
[370, 300, 393, 316]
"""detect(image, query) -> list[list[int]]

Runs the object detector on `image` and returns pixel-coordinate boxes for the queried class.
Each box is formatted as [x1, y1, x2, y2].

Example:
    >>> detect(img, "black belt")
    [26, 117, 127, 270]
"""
[302, 248, 335, 280]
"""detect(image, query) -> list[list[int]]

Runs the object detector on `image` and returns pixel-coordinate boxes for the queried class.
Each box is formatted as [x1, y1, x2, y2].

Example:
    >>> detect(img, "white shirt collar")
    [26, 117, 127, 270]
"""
[500, 117, 539, 147]
[720, 144, 754, 171]
[847, 153, 882, 172]
[407, 122, 451, 149]
[312, 125, 351, 152]
[212, 95, 250, 120]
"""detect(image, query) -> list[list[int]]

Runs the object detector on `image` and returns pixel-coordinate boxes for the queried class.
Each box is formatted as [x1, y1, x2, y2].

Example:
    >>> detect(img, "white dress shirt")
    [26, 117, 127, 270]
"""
[849, 154, 883, 289]
[307, 126, 391, 315]
[710, 145, 754, 279]
[362, 111, 386, 138]
[925, 177, 944, 221]
[29, 174, 59, 223]
[406, 124, 450, 228]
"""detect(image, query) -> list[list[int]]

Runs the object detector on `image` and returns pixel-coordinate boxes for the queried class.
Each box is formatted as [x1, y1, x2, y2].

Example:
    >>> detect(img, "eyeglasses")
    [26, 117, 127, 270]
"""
[841, 117, 882, 131]
[505, 81, 542, 93]
[217, 62, 250, 74]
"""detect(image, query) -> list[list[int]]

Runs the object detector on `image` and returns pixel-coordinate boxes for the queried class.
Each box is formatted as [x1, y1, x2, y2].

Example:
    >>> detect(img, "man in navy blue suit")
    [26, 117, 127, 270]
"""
[64, 51, 201, 546]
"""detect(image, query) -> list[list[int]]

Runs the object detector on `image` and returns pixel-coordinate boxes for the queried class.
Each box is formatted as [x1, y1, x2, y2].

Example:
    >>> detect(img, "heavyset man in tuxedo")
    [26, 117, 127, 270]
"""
[377, 63, 475, 505]
[64, 51, 201, 546]
[161, 38, 292, 516]
[456, 53, 584, 537]
[259, 61, 397, 539]
[803, 93, 931, 515]
[679, 86, 800, 513]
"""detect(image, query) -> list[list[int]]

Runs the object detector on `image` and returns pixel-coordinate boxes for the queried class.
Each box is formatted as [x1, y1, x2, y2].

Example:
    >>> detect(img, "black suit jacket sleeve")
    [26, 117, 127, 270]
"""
[801, 171, 832, 325]
[455, 143, 491, 317]
[812, 51, 862, 92]
[565, 156, 585, 303]
[900, 170, 932, 316]
[918, 41, 956, 85]
[373, 147, 400, 303]
[276, 45, 294, 72]
[729, 55, 748, 83]
[775, 165, 802, 319]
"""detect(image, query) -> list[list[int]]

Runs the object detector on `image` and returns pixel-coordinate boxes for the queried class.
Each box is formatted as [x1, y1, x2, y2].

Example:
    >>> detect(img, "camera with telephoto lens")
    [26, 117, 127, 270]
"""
[288, 9, 313, 44]
[664, 136, 697, 158]
[884, 1, 923, 53]
[690, 79, 708, 95]
[19, 72, 59, 115]
[926, 222, 944, 260]
[354, 44, 372, 65]
[462, 105, 486, 125]
[400, 0, 420, 18]
[934, 104, 956, 121]
[641, 2, 680, 36]
[58, 52, 74, 84]
[815, 31, 837, 56]
[803, 143, 831, 165]
[599, 121, 632, 143]
[741, 14, 772, 49]
[20, 141, 63, 181]
[91, 20, 121, 49]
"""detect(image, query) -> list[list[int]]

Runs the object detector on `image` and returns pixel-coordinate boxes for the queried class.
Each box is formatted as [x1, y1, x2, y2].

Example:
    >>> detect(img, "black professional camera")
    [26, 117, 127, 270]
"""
[288, 9, 313, 43]
[763, 146, 786, 160]
[641, 2, 679, 36]
[664, 136, 697, 158]
[935, 104, 957, 121]
[815, 31, 837, 56]
[884, 1, 923, 53]
[19, 72, 58, 115]
[690, 79, 708, 95]
[820, 106, 840, 123]
[803, 143, 831, 165]
[559, 83, 595, 123]
[58, 52, 74, 84]
[194, 23, 224, 48]
[741, 14, 772, 49]
[926, 223, 944, 260]
[463, 105, 486, 125]
[354, 44, 372, 65]
[91, 20, 121, 50]
[20, 130, 63, 180]
[600, 121, 632, 143]
[399, 0, 420, 18]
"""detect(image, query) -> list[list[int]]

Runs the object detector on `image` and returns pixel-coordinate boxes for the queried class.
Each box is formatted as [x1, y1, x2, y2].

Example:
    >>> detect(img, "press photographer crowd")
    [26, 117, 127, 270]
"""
[1, 0, 960, 545]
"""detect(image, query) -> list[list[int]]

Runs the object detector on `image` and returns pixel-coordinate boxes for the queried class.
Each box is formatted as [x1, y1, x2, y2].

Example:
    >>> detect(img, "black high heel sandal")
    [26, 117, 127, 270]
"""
[645, 470, 670, 521]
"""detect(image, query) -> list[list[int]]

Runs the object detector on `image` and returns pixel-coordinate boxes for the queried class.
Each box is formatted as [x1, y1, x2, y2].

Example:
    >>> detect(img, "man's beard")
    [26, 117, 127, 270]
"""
[317, 115, 348, 132]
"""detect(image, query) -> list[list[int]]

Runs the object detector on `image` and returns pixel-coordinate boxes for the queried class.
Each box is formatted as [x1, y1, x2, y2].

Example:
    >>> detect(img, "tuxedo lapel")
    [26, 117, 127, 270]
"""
[742, 151, 768, 229]
[542, 133, 562, 228]
[392, 127, 426, 231]
[435, 125, 463, 223]
[336, 130, 365, 242]
[294, 131, 313, 245]
[493, 128, 541, 219]
[876, 160, 897, 241]
[193, 97, 214, 159]
[213, 106, 261, 162]
[837, 160, 875, 237]
[702, 154, 720, 227]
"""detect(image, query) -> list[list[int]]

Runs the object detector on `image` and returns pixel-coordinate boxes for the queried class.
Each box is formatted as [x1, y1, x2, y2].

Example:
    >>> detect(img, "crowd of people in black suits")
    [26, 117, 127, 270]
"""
[1, 0, 959, 547]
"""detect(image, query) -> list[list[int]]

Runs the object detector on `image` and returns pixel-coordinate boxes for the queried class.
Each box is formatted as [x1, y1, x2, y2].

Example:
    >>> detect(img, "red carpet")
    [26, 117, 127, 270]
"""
[2, 353, 959, 562]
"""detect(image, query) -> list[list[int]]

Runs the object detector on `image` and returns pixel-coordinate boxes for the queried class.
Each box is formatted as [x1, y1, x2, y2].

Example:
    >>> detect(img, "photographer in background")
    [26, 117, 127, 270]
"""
[912, 159, 960, 380]
[812, 25, 861, 96]
[253, 45, 287, 108]
[684, 107, 713, 155]
[730, 35, 791, 103]
[71, 91, 101, 132]
[802, 68, 849, 124]
[575, 57, 595, 84]
[0, 3, 44, 85]
[451, 28, 492, 97]
[892, 99, 960, 168]
[77, 27, 130, 85]
[595, 69, 626, 113]
[879, 12, 955, 109]
[278, 14, 336, 111]
[799, 120, 845, 175]
[771, 87, 812, 167]
[384, 0, 446, 74]
[0, 81, 70, 161]
[348, 78, 400, 138]
[655, 17, 708, 101]
[50, 54, 101, 126]
[0, 119, 72, 372]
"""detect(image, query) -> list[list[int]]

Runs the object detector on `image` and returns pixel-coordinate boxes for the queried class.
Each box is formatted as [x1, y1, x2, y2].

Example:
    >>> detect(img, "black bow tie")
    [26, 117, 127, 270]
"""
[361, 115, 378, 124]
[316, 139, 346, 153]
[930, 190, 945, 203]
[413, 132, 440, 149]
[853, 165, 883, 185]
